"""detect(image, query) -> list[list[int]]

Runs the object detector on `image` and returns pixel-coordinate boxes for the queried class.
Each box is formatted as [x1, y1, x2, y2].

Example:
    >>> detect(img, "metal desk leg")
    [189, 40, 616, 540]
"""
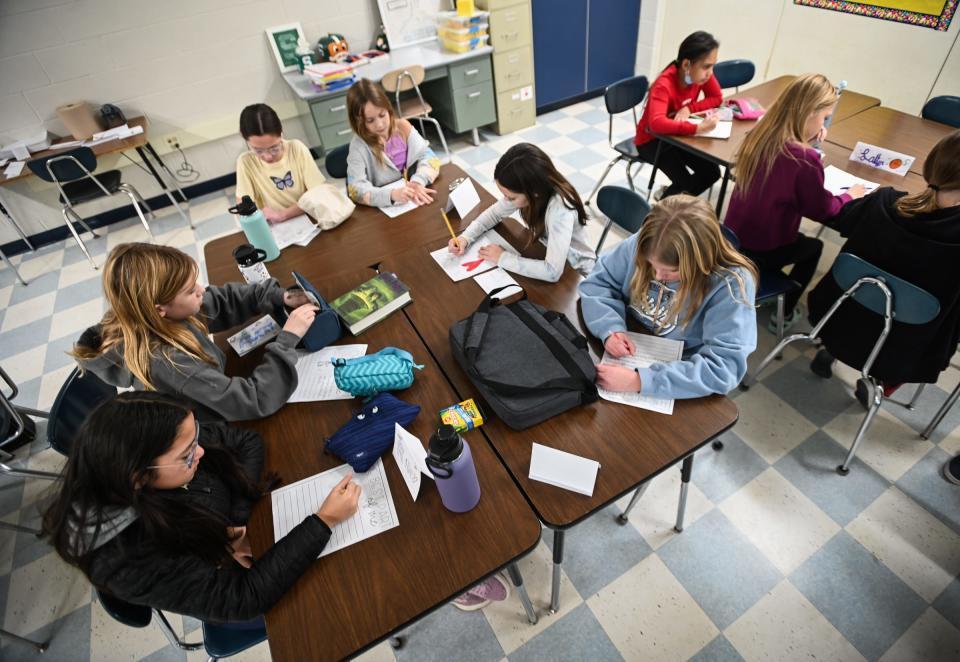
[506, 562, 539, 625]
[471, 128, 480, 146]
[616, 481, 650, 525]
[0, 629, 48, 653]
[144, 142, 189, 203]
[135, 146, 193, 229]
[674, 455, 694, 533]
[715, 169, 731, 216]
[0, 248, 27, 285]
[549, 529, 564, 614]
[922, 382, 960, 440]
[0, 195, 36, 252]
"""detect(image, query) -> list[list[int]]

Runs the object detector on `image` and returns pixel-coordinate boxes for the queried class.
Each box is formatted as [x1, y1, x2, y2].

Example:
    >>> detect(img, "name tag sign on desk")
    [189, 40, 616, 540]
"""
[850, 141, 914, 176]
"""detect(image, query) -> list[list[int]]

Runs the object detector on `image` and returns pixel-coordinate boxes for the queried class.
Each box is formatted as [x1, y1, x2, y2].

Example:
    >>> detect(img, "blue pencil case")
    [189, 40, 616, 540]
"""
[284, 271, 342, 351]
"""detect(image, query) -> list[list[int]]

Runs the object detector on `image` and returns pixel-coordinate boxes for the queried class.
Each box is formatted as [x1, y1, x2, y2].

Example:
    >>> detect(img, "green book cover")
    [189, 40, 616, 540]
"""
[330, 272, 410, 328]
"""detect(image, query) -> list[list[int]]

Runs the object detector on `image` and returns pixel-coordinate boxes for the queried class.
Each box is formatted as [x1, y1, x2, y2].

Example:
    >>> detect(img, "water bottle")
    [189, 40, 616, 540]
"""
[228, 196, 279, 262]
[232, 244, 271, 284]
[814, 80, 846, 151]
[426, 424, 481, 513]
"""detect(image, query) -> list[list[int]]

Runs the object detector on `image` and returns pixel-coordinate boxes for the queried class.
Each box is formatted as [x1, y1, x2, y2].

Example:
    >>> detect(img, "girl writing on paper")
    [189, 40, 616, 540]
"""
[73, 243, 316, 422]
[447, 143, 595, 282]
[43, 392, 360, 624]
[579, 195, 757, 399]
[345, 79, 441, 208]
[724, 73, 867, 332]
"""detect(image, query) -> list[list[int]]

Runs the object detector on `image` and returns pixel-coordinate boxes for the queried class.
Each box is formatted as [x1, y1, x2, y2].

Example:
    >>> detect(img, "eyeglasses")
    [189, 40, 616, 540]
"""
[147, 420, 201, 470]
[249, 141, 284, 157]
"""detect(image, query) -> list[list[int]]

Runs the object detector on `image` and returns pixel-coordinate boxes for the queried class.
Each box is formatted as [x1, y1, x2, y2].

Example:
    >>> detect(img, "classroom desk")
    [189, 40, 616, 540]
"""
[654, 75, 881, 214]
[825, 106, 953, 176]
[206, 263, 542, 662]
[820, 141, 927, 195]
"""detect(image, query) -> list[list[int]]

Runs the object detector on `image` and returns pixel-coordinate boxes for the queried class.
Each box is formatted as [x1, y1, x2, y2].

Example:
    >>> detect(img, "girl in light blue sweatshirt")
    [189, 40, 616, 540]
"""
[579, 195, 758, 399]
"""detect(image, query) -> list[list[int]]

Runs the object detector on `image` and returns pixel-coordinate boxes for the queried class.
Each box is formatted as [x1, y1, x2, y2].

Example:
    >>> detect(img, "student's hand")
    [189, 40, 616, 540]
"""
[448, 236, 468, 255]
[604, 332, 636, 358]
[478, 244, 504, 263]
[283, 289, 310, 308]
[282, 304, 319, 338]
[816, 127, 828, 144]
[695, 114, 719, 134]
[674, 106, 692, 122]
[407, 181, 436, 206]
[846, 183, 868, 199]
[316, 473, 361, 528]
[263, 207, 286, 224]
[595, 364, 641, 392]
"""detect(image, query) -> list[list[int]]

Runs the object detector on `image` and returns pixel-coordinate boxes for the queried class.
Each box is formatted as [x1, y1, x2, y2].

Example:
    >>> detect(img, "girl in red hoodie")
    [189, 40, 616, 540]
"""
[635, 31, 723, 199]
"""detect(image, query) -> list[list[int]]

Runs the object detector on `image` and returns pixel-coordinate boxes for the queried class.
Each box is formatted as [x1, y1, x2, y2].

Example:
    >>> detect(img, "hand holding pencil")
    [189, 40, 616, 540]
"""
[443, 209, 467, 255]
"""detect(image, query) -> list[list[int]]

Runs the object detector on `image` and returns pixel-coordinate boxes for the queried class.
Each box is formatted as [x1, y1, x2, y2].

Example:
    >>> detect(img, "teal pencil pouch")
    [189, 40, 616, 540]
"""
[332, 347, 424, 397]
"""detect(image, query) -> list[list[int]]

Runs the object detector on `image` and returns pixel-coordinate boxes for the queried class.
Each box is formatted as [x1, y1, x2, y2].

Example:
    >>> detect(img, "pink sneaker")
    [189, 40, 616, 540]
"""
[452, 591, 490, 611]
[452, 575, 511, 611]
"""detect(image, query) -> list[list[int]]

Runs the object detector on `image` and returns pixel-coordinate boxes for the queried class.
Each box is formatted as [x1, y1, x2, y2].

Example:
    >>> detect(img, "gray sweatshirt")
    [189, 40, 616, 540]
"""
[345, 126, 440, 207]
[461, 194, 597, 282]
[77, 280, 298, 422]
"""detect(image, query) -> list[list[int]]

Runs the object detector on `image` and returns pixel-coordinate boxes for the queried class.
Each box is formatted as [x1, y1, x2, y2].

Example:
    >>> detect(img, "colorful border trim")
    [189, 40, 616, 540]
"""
[793, 0, 957, 31]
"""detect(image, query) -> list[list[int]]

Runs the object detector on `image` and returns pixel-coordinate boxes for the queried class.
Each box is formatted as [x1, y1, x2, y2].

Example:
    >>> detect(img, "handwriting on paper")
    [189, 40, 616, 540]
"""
[849, 141, 914, 176]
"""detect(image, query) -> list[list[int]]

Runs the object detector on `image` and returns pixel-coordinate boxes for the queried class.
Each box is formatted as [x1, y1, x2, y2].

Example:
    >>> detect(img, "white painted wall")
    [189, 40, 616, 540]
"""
[0, 0, 381, 243]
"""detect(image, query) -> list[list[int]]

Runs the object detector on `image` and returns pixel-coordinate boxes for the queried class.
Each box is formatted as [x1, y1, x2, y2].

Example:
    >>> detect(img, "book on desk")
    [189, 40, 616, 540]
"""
[330, 272, 412, 335]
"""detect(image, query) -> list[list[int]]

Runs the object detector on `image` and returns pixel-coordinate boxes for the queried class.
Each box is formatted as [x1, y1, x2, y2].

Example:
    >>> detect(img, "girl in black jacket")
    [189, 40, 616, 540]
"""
[43, 392, 360, 624]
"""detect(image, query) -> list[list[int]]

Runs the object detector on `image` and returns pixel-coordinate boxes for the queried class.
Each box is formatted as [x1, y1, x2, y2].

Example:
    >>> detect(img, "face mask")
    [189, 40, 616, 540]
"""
[683, 71, 693, 86]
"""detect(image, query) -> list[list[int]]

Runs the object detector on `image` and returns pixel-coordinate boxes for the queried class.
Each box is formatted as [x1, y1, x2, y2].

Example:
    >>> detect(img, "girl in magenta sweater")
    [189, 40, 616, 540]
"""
[724, 73, 867, 330]
[634, 31, 724, 199]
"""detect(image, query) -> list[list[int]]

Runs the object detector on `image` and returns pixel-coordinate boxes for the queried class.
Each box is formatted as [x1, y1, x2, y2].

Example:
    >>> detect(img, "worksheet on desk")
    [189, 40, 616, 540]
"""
[598, 331, 684, 415]
[287, 344, 367, 402]
[430, 230, 518, 282]
[380, 180, 418, 218]
[271, 214, 321, 249]
[272, 459, 398, 558]
[688, 118, 732, 139]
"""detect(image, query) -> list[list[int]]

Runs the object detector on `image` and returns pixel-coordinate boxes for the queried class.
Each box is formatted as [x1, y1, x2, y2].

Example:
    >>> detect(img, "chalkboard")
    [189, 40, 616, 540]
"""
[266, 23, 307, 73]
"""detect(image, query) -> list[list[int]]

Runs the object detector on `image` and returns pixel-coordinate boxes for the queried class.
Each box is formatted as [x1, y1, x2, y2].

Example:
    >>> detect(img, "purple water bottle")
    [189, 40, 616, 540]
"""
[426, 425, 481, 513]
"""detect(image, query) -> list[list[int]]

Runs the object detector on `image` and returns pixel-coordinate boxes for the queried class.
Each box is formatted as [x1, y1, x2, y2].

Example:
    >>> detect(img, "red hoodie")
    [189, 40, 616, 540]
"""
[634, 64, 723, 146]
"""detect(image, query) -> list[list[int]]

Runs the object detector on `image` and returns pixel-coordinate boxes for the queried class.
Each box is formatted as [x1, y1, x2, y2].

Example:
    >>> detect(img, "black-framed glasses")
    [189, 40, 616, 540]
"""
[147, 419, 201, 470]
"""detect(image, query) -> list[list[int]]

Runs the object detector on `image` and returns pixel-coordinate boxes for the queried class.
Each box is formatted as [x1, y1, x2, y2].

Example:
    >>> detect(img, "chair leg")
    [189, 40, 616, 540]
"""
[118, 185, 154, 240]
[151, 610, 203, 651]
[0, 629, 48, 653]
[584, 156, 622, 206]
[0, 248, 28, 285]
[616, 481, 649, 525]
[421, 116, 450, 163]
[624, 161, 637, 192]
[0, 520, 42, 535]
[163, 187, 194, 228]
[64, 204, 99, 238]
[838, 378, 883, 475]
[921, 381, 960, 440]
[741, 332, 812, 388]
[61, 208, 99, 269]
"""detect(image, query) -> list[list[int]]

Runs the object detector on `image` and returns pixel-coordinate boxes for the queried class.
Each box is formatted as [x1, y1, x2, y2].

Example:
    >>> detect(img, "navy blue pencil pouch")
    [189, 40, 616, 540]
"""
[324, 392, 421, 472]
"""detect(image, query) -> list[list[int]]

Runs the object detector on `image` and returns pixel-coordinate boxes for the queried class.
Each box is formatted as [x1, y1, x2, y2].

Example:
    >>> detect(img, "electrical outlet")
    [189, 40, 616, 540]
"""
[166, 136, 180, 149]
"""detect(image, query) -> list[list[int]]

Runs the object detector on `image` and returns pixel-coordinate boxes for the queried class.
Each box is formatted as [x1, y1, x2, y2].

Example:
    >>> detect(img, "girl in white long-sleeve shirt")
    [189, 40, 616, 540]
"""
[448, 143, 595, 282]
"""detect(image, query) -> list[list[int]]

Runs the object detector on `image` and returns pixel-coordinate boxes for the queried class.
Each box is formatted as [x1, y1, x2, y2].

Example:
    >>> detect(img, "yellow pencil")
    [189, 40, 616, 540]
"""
[402, 167, 408, 182]
[441, 208, 459, 245]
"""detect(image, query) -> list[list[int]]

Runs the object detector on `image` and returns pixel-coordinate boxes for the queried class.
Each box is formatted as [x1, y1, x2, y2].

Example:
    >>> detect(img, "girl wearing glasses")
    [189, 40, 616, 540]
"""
[73, 243, 317, 422]
[579, 195, 757, 398]
[44, 392, 361, 623]
[235, 103, 328, 224]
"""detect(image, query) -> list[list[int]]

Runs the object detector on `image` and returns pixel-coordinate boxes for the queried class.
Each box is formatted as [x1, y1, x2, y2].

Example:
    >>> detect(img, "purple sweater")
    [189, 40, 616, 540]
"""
[725, 143, 852, 251]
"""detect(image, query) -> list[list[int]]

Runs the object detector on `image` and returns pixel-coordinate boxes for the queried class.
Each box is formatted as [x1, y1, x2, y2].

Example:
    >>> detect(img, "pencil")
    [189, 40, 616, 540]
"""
[441, 208, 457, 240]
[402, 167, 408, 182]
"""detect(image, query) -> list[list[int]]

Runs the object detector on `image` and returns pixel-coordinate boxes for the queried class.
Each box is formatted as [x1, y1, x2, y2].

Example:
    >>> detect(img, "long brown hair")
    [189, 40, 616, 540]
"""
[732, 73, 837, 197]
[493, 143, 587, 246]
[630, 195, 757, 330]
[72, 243, 216, 389]
[895, 128, 960, 217]
[346, 79, 397, 165]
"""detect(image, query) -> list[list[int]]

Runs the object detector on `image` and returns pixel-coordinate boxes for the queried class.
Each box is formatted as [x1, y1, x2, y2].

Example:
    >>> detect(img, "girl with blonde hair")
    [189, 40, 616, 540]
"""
[345, 79, 441, 208]
[73, 243, 318, 421]
[724, 73, 867, 331]
[580, 195, 758, 399]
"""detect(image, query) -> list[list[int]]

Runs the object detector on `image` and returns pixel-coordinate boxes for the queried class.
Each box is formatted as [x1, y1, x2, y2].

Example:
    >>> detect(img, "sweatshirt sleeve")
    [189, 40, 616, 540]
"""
[346, 137, 395, 208]
[200, 423, 265, 524]
[637, 270, 757, 399]
[496, 198, 575, 282]
[461, 199, 515, 244]
[292, 140, 326, 192]
[100, 514, 332, 623]
[688, 75, 723, 113]
[578, 234, 637, 342]
[203, 280, 285, 333]
[406, 125, 441, 187]
[646, 83, 698, 137]
[794, 155, 853, 223]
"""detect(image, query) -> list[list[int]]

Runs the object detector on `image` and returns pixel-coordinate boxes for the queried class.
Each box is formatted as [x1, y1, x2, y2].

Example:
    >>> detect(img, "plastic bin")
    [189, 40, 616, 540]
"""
[438, 24, 489, 43]
[440, 34, 488, 53]
[437, 10, 490, 30]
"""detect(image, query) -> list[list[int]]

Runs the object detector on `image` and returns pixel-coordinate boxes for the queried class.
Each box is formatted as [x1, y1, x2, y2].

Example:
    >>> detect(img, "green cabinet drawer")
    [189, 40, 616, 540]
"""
[492, 46, 533, 90]
[477, 0, 527, 10]
[489, 5, 531, 50]
[495, 87, 535, 134]
[310, 95, 349, 129]
[319, 121, 353, 149]
[449, 57, 492, 90]
[451, 81, 497, 132]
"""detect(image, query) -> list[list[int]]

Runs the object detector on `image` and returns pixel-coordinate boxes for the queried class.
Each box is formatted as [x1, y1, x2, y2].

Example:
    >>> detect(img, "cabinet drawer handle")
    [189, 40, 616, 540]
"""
[504, 31, 519, 39]
[467, 91, 482, 99]
[465, 68, 479, 76]
[336, 128, 351, 136]
[330, 104, 345, 112]
[508, 55, 519, 63]
[507, 71, 520, 78]
[510, 108, 523, 115]
[505, 12, 516, 20]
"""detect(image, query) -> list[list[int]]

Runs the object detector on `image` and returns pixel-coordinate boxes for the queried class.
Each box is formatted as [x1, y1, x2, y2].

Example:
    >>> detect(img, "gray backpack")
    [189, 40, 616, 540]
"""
[449, 289, 599, 430]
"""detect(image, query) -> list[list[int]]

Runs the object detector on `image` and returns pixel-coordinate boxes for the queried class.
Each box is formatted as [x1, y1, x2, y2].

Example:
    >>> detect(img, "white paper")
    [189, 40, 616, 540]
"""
[392, 424, 432, 502]
[599, 331, 684, 415]
[529, 443, 600, 496]
[83, 135, 119, 147]
[47, 140, 84, 151]
[474, 268, 522, 300]
[288, 344, 367, 402]
[448, 178, 481, 219]
[430, 230, 518, 282]
[226, 315, 281, 357]
[689, 118, 732, 139]
[849, 141, 914, 176]
[272, 459, 398, 558]
[90, 124, 143, 141]
[3, 161, 24, 178]
[822, 165, 878, 196]
[271, 214, 320, 250]
[380, 180, 418, 218]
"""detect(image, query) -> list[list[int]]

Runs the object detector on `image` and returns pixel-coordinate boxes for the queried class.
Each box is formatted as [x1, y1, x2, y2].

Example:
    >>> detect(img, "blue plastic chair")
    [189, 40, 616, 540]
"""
[744, 253, 940, 474]
[594, 186, 651, 254]
[324, 144, 349, 179]
[47, 367, 117, 456]
[921, 95, 960, 128]
[585, 75, 660, 205]
[713, 60, 755, 92]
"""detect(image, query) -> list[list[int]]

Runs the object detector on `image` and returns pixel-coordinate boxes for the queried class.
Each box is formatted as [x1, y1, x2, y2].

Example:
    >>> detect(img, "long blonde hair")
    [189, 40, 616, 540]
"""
[346, 78, 397, 165]
[895, 128, 960, 217]
[732, 73, 838, 197]
[630, 195, 757, 330]
[72, 243, 216, 390]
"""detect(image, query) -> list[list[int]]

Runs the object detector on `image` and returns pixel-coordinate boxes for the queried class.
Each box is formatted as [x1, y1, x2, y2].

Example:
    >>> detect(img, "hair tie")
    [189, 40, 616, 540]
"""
[929, 184, 940, 191]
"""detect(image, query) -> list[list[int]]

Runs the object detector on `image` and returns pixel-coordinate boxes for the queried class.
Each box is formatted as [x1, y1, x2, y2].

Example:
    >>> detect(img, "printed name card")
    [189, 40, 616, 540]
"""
[849, 141, 914, 176]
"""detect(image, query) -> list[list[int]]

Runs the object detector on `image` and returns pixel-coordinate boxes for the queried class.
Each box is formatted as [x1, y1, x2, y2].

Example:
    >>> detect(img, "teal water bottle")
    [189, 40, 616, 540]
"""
[229, 196, 279, 262]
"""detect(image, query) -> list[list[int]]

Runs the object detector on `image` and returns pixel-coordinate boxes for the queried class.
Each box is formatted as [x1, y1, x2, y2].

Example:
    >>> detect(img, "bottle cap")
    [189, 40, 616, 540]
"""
[228, 195, 258, 216]
[429, 424, 463, 462]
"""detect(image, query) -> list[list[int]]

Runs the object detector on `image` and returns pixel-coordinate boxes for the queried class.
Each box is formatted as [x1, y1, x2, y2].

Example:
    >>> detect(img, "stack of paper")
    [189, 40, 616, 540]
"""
[85, 124, 144, 146]
[529, 443, 600, 496]
[304, 62, 356, 91]
[271, 214, 321, 250]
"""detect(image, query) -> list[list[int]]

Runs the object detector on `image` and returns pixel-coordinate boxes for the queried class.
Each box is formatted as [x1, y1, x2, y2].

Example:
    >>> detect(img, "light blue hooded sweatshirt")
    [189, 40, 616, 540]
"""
[579, 232, 757, 400]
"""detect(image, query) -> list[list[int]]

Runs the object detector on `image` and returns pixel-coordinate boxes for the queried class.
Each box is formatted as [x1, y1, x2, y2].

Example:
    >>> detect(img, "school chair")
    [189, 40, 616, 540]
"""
[27, 146, 156, 269]
[594, 185, 650, 254]
[585, 75, 660, 206]
[921, 377, 960, 440]
[380, 65, 451, 163]
[713, 59, 756, 92]
[921, 95, 960, 128]
[742, 253, 940, 475]
[324, 144, 349, 179]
